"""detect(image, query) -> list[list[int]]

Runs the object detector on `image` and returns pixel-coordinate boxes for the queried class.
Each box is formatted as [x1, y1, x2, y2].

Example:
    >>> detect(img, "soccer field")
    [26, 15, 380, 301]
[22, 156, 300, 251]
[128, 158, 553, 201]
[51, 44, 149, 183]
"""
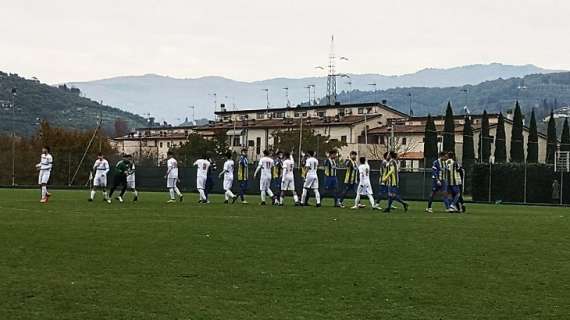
[0, 189, 568, 319]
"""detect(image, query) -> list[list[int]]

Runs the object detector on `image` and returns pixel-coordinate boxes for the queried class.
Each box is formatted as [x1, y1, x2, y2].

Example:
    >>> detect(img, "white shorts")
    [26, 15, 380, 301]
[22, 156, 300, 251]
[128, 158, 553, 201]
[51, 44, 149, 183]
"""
[357, 183, 373, 196]
[167, 177, 178, 189]
[223, 177, 233, 190]
[38, 170, 51, 185]
[127, 179, 136, 189]
[281, 176, 295, 191]
[93, 173, 107, 187]
[196, 176, 206, 190]
[259, 176, 272, 191]
[303, 175, 319, 189]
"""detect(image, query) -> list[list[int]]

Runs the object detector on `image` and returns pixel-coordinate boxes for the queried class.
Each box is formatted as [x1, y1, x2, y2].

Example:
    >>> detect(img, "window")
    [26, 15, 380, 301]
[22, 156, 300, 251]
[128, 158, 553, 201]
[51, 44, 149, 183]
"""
[367, 107, 373, 114]
[256, 112, 265, 120]
[380, 136, 385, 145]
[233, 136, 240, 146]
[275, 112, 285, 118]
[402, 138, 407, 145]
[160, 142, 163, 148]
[341, 135, 347, 143]
[358, 108, 364, 114]
[167, 142, 171, 148]
[223, 116, 231, 121]
[256, 137, 262, 155]
[317, 111, 326, 118]
[248, 140, 255, 147]
[337, 108, 345, 116]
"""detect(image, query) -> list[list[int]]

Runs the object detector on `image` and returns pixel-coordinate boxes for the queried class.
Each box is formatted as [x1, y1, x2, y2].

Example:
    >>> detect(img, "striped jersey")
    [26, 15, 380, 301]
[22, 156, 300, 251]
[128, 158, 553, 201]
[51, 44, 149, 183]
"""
[432, 159, 447, 182]
[383, 159, 399, 187]
[272, 157, 283, 179]
[237, 155, 249, 181]
[344, 159, 358, 184]
[446, 159, 463, 186]
[378, 159, 388, 185]
[324, 158, 337, 177]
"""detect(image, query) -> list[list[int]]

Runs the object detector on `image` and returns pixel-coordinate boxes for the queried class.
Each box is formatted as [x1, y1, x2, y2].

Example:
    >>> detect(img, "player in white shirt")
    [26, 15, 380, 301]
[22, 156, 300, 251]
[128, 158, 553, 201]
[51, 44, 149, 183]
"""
[279, 152, 300, 205]
[219, 151, 238, 204]
[125, 154, 139, 201]
[165, 151, 183, 203]
[352, 156, 380, 210]
[89, 153, 110, 201]
[254, 150, 276, 205]
[35, 146, 53, 203]
[193, 156, 211, 203]
[301, 150, 321, 207]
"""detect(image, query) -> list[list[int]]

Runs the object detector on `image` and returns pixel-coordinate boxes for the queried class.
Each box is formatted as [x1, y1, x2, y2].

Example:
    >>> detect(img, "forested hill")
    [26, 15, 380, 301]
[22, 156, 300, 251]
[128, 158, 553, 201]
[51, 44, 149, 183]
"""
[335, 72, 570, 121]
[0, 72, 147, 136]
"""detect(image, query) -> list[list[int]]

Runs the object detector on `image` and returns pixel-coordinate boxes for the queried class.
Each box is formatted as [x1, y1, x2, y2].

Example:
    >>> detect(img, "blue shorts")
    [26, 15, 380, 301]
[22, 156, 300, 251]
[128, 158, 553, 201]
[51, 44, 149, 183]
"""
[378, 185, 389, 195]
[325, 177, 338, 190]
[239, 180, 248, 190]
[388, 186, 400, 194]
[343, 183, 356, 192]
[432, 180, 448, 192]
[271, 178, 282, 190]
[448, 185, 461, 195]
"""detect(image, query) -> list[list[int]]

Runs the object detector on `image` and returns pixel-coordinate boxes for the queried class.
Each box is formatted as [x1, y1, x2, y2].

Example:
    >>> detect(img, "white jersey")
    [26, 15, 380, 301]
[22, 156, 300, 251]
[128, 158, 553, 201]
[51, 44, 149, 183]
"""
[93, 159, 109, 175]
[257, 157, 274, 178]
[358, 163, 371, 185]
[38, 153, 53, 171]
[305, 157, 319, 177]
[223, 160, 234, 180]
[194, 159, 211, 179]
[126, 163, 136, 183]
[282, 158, 295, 179]
[167, 158, 179, 179]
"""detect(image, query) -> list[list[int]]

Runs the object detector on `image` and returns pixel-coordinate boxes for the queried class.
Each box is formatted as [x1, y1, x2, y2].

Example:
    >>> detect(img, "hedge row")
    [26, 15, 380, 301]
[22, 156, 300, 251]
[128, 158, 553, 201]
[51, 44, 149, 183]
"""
[471, 163, 570, 203]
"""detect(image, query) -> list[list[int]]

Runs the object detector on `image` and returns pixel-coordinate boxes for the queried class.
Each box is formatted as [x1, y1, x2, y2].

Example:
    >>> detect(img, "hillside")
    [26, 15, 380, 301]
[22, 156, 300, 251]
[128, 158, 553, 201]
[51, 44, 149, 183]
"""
[0, 72, 147, 136]
[68, 63, 561, 124]
[336, 72, 570, 121]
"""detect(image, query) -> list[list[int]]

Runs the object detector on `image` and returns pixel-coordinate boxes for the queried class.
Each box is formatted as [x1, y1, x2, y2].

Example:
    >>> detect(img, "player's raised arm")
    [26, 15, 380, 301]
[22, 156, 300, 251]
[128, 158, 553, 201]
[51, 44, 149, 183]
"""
[254, 160, 262, 177]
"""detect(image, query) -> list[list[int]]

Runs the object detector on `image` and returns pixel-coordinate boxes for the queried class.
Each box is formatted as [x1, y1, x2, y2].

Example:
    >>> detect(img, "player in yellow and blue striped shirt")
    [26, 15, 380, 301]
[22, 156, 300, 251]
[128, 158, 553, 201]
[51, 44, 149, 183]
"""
[382, 151, 409, 213]
[272, 150, 284, 197]
[237, 148, 249, 204]
[323, 150, 340, 207]
[339, 151, 358, 208]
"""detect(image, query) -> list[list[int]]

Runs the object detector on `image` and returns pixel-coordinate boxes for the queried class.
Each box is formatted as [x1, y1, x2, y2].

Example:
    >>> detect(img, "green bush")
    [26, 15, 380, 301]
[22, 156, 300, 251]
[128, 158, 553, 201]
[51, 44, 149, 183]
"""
[472, 163, 569, 204]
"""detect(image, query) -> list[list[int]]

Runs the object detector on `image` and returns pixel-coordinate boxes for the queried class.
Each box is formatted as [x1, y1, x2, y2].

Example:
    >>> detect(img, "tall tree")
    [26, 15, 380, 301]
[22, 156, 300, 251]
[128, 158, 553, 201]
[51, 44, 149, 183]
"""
[423, 114, 438, 167]
[509, 101, 525, 162]
[479, 110, 492, 162]
[546, 111, 557, 164]
[560, 118, 570, 152]
[527, 109, 539, 163]
[442, 101, 455, 153]
[494, 113, 507, 163]
[462, 116, 475, 167]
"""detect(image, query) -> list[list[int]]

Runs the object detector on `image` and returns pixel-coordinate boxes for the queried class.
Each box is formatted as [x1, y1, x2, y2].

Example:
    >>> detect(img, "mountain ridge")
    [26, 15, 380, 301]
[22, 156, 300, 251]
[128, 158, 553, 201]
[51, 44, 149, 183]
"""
[68, 63, 564, 124]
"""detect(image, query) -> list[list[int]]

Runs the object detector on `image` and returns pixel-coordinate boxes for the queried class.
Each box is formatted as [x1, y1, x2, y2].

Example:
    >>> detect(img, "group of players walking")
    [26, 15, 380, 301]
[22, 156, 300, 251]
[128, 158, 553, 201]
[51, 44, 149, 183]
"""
[35, 146, 466, 213]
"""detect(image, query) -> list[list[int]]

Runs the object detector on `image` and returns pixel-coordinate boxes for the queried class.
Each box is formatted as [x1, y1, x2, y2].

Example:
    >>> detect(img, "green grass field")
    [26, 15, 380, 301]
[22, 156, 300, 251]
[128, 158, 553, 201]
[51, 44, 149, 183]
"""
[1, 189, 569, 319]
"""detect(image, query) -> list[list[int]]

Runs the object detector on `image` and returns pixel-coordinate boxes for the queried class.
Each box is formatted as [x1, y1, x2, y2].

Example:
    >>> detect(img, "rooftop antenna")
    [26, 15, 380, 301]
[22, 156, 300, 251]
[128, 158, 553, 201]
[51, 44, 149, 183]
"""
[326, 35, 337, 105]
[283, 87, 291, 108]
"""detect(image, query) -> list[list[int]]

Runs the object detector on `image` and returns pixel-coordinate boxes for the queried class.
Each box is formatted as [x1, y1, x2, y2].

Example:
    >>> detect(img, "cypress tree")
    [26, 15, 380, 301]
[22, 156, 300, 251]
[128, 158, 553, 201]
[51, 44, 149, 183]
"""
[494, 113, 507, 163]
[479, 110, 492, 162]
[560, 118, 570, 152]
[443, 101, 455, 153]
[546, 111, 557, 164]
[527, 109, 539, 163]
[462, 116, 475, 167]
[510, 101, 525, 162]
[424, 114, 438, 167]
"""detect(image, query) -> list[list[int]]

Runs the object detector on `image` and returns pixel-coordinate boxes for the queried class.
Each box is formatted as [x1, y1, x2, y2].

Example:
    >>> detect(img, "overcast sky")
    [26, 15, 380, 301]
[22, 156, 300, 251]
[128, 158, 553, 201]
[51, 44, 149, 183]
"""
[1, 0, 568, 84]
